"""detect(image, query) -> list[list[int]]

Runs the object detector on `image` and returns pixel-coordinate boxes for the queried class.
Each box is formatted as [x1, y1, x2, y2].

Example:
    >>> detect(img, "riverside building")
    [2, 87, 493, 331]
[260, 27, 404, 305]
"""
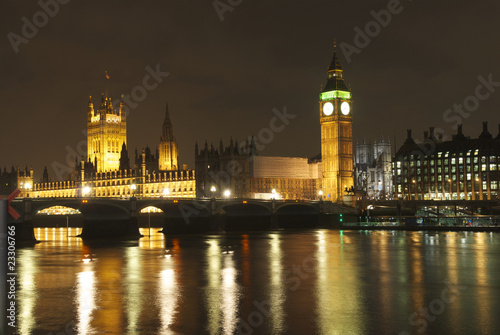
[393, 122, 500, 201]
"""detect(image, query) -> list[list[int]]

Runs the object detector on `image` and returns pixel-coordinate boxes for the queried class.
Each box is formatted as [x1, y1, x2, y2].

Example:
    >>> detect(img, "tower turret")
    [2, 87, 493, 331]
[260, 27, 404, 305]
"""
[158, 103, 179, 171]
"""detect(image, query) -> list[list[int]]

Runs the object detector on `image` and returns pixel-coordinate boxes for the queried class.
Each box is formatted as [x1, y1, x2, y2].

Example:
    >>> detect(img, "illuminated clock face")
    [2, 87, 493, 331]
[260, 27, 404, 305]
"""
[341, 101, 350, 115]
[323, 102, 333, 116]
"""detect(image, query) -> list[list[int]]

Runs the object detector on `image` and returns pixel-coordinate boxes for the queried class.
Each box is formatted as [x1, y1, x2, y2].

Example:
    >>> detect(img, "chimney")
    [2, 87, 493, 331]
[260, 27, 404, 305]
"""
[429, 127, 435, 139]
[407, 129, 412, 140]
[457, 124, 463, 135]
[424, 131, 428, 140]
[483, 121, 488, 133]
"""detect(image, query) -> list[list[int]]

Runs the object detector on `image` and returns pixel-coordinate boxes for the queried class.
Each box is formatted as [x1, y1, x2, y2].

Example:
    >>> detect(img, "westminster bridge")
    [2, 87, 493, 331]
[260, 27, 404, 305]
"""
[9, 197, 356, 241]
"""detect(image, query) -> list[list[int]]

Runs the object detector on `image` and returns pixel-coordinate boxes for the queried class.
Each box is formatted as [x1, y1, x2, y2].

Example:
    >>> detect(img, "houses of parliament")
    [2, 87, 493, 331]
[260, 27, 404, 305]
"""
[4, 95, 196, 199]
[1, 43, 356, 203]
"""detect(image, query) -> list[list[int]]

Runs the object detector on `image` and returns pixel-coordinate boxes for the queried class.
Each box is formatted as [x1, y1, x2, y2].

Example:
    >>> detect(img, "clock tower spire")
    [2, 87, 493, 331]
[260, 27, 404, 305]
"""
[319, 39, 354, 203]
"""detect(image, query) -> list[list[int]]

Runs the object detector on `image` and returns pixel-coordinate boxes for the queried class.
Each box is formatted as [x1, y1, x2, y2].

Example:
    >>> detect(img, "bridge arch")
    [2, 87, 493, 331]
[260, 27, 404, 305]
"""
[35, 205, 82, 216]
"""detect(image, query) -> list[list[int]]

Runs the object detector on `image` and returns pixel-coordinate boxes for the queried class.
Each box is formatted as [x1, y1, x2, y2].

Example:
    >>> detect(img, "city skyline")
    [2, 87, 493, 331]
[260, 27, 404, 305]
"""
[2, 1, 500, 180]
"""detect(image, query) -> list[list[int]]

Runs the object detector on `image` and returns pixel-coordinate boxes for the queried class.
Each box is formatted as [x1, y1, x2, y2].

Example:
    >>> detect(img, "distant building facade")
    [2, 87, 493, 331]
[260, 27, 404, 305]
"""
[195, 139, 321, 200]
[393, 122, 500, 201]
[194, 138, 254, 198]
[21, 93, 195, 199]
[355, 138, 393, 200]
[0, 167, 18, 196]
[249, 156, 321, 200]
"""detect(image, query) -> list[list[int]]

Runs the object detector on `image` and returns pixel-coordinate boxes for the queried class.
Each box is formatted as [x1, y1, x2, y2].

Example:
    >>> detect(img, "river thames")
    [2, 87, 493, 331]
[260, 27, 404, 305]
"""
[10, 227, 500, 334]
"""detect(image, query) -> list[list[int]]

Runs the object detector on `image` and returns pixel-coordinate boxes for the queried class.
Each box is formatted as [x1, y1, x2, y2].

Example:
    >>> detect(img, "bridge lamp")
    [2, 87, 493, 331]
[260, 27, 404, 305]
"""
[82, 186, 91, 196]
[271, 189, 277, 199]
[224, 189, 230, 198]
[318, 190, 323, 200]
[131, 184, 137, 190]
[163, 188, 170, 196]
[24, 182, 31, 197]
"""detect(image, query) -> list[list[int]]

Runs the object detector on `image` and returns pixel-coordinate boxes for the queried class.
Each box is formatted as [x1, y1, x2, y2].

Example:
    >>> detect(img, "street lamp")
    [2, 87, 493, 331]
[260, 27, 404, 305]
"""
[131, 183, 136, 198]
[25, 183, 31, 197]
[318, 190, 323, 200]
[163, 188, 170, 197]
[271, 189, 276, 200]
[224, 189, 230, 198]
[210, 186, 216, 198]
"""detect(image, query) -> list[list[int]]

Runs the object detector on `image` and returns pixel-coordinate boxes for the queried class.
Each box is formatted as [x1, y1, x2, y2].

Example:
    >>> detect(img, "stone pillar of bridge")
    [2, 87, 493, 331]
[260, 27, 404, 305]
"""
[270, 199, 279, 229]
[8, 198, 37, 244]
[130, 197, 137, 219]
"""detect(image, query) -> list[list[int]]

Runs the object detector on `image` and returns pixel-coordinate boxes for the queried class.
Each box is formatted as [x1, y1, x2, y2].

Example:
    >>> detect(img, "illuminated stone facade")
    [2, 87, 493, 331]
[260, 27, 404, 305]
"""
[20, 92, 195, 199]
[394, 123, 500, 201]
[195, 139, 321, 200]
[158, 104, 179, 171]
[319, 42, 354, 203]
[87, 95, 127, 172]
[249, 156, 321, 200]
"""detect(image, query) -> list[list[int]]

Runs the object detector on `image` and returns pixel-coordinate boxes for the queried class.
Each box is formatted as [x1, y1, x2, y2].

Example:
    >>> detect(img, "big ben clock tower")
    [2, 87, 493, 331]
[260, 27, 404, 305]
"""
[320, 40, 354, 203]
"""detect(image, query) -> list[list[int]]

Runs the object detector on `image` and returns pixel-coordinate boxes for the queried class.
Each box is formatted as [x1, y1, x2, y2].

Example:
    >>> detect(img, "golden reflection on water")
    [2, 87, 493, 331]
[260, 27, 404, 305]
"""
[125, 247, 142, 335]
[158, 266, 179, 334]
[34, 227, 83, 246]
[17, 249, 37, 335]
[315, 230, 365, 334]
[204, 238, 241, 335]
[76, 262, 96, 334]
[14, 228, 500, 334]
[221, 255, 239, 334]
[473, 232, 490, 332]
[268, 234, 285, 333]
[205, 240, 222, 334]
[139, 228, 165, 249]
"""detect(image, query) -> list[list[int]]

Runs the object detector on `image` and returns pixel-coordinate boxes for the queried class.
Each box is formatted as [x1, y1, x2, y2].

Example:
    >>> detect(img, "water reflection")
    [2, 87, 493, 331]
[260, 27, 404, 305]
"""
[11, 228, 500, 334]
[158, 267, 179, 334]
[205, 240, 222, 334]
[17, 249, 37, 335]
[268, 234, 285, 333]
[125, 247, 143, 335]
[76, 257, 96, 334]
[315, 230, 366, 334]
[221, 255, 239, 334]
[204, 238, 241, 335]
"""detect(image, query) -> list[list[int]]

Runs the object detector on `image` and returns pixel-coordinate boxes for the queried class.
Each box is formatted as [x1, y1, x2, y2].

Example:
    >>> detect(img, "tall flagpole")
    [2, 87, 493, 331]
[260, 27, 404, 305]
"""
[105, 70, 110, 99]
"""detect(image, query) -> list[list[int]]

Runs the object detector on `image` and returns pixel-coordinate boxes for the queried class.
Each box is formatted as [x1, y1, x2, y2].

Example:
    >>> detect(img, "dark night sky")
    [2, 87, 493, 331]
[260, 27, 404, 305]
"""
[2, 0, 500, 180]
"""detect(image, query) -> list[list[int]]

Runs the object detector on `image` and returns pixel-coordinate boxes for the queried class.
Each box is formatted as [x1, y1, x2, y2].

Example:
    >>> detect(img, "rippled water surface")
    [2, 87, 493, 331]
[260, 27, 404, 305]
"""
[10, 228, 500, 334]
